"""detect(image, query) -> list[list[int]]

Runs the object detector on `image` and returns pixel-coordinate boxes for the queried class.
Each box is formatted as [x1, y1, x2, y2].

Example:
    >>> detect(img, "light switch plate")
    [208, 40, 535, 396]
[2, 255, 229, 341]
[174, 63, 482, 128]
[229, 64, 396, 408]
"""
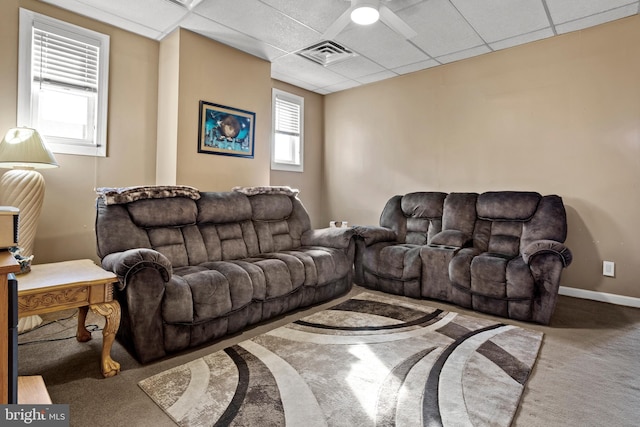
[603, 261, 615, 277]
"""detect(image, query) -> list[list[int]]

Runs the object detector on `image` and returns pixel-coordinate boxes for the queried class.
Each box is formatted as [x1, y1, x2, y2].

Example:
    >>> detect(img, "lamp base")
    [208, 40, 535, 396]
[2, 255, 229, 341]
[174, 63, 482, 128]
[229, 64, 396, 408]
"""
[0, 168, 46, 258]
[1, 169, 46, 335]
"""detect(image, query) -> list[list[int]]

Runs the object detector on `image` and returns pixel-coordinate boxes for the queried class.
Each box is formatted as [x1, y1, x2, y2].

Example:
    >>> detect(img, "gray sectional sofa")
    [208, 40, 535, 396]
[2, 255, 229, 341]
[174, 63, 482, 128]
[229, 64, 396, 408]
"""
[95, 185, 355, 363]
[354, 191, 572, 324]
[95, 185, 572, 363]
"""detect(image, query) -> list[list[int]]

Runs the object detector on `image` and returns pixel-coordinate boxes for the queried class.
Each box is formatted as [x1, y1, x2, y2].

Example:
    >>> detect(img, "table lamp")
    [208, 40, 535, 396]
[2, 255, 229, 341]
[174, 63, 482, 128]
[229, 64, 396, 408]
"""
[0, 127, 59, 332]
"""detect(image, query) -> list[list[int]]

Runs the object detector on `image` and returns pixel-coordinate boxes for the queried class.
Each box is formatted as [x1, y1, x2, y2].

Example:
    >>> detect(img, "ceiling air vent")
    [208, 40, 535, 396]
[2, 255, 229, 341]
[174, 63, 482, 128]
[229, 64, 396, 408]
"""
[297, 41, 358, 67]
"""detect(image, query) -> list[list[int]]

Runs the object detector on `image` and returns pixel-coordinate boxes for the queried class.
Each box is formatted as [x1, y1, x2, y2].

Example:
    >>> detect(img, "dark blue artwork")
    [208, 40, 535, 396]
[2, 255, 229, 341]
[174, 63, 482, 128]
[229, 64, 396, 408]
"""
[198, 101, 255, 158]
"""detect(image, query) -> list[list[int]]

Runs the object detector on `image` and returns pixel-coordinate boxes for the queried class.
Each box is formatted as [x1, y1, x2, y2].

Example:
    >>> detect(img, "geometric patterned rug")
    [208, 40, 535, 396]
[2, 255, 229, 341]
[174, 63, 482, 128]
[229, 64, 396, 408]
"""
[139, 292, 543, 427]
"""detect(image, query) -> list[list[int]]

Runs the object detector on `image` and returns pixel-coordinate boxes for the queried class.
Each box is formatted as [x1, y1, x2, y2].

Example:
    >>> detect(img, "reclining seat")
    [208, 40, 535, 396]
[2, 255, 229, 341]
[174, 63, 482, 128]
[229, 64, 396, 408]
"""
[355, 192, 447, 298]
[243, 192, 355, 317]
[448, 191, 572, 324]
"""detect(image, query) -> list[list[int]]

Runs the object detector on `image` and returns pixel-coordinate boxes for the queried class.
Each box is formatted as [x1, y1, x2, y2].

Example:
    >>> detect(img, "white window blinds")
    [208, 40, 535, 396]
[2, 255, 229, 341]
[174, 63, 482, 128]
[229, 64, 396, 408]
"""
[275, 97, 301, 137]
[271, 89, 304, 172]
[33, 27, 99, 92]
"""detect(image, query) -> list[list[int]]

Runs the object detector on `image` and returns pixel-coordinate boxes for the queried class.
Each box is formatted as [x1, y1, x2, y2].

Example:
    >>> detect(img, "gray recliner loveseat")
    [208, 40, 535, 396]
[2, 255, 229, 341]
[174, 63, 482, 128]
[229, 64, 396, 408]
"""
[354, 191, 572, 324]
[95, 185, 355, 363]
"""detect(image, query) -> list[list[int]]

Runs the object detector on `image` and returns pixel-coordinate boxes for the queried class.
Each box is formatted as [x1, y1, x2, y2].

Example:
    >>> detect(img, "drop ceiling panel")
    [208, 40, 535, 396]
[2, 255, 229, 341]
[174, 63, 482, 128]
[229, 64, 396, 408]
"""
[404, 0, 485, 57]
[555, 3, 639, 33]
[194, 0, 320, 53]
[336, 23, 430, 69]
[393, 59, 440, 75]
[44, 0, 188, 32]
[436, 45, 492, 64]
[356, 70, 400, 84]
[451, 0, 551, 43]
[320, 79, 362, 94]
[271, 54, 351, 89]
[38, 0, 167, 38]
[260, 0, 350, 34]
[546, 0, 638, 24]
[489, 28, 555, 51]
[326, 56, 388, 80]
[179, 13, 286, 61]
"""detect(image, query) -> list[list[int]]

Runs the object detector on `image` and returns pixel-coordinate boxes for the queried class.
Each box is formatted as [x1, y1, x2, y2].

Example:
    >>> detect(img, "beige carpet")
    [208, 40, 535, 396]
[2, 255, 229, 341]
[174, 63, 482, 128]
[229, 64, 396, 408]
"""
[138, 292, 543, 426]
[16, 286, 640, 427]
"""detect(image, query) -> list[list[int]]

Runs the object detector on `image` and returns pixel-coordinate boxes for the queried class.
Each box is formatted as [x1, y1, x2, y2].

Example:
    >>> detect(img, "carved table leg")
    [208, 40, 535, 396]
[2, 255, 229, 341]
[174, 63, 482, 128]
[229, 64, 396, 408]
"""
[76, 306, 92, 342]
[89, 300, 121, 378]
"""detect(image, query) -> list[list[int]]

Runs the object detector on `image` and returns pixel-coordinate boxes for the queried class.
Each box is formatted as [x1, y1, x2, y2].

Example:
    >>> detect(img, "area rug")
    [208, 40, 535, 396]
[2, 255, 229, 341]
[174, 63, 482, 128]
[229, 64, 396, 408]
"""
[139, 292, 543, 427]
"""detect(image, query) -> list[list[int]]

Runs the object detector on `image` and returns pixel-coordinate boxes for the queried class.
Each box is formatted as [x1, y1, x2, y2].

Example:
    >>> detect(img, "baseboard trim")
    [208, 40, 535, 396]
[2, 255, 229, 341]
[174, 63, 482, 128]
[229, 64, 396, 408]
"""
[559, 286, 640, 308]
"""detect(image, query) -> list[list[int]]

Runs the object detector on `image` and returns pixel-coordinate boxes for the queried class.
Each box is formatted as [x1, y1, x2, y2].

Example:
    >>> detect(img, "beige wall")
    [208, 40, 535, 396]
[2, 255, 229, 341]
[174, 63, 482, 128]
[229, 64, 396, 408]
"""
[0, 0, 159, 264]
[171, 29, 271, 191]
[156, 30, 180, 186]
[271, 80, 326, 228]
[3, 1, 638, 301]
[325, 15, 640, 299]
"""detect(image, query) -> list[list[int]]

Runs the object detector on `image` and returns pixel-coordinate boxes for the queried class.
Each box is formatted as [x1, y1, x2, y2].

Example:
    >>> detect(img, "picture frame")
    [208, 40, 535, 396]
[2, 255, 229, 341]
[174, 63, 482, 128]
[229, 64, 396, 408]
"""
[198, 100, 255, 158]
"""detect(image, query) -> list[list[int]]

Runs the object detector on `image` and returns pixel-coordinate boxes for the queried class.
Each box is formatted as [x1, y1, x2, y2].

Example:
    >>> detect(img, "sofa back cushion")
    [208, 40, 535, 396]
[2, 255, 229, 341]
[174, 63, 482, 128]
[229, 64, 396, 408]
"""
[381, 192, 446, 245]
[521, 194, 568, 248]
[196, 192, 260, 263]
[249, 194, 310, 252]
[96, 197, 200, 267]
[473, 191, 542, 257]
[96, 199, 153, 258]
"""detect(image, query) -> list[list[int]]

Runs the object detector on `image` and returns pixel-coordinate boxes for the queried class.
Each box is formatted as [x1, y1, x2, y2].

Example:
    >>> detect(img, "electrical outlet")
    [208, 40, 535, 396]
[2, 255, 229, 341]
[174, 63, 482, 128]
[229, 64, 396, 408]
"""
[603, 261, 615, 277]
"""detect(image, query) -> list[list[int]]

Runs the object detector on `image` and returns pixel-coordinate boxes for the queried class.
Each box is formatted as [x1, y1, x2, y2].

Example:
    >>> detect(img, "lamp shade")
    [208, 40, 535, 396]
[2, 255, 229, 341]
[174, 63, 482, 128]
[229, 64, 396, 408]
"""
[0, 127, 58, 169]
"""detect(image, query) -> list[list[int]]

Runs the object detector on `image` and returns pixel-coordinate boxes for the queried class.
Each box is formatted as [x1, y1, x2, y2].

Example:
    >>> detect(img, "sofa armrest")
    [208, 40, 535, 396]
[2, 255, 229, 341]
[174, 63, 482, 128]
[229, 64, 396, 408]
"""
[101, 248, 173, 290]
[302, 227, 356, 249]
[430, 230, 471, 248]
[522, 240, 573, 267]
[352, 225, 397, 245]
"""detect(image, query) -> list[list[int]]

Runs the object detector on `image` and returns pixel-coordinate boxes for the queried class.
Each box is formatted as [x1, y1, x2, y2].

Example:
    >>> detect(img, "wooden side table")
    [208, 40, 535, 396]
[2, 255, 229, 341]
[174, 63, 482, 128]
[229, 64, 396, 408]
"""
[17, 259, 121, 378]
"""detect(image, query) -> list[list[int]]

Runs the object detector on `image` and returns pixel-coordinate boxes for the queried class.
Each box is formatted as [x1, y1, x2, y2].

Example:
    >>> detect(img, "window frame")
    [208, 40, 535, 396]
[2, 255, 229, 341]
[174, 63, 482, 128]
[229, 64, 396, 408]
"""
[17, 8, 110, 157]
[271, 89, 304, 172]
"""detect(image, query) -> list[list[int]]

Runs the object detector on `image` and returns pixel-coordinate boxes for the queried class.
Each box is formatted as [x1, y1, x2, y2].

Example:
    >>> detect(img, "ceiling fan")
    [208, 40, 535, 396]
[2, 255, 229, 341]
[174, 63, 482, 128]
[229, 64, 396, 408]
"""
[322, 0, 418, 41]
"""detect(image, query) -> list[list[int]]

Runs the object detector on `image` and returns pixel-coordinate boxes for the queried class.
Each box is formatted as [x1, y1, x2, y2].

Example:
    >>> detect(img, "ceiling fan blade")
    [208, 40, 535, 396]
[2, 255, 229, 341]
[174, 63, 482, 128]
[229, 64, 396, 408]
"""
[322, 8, 353, 40]
[379, 5, 417, 39]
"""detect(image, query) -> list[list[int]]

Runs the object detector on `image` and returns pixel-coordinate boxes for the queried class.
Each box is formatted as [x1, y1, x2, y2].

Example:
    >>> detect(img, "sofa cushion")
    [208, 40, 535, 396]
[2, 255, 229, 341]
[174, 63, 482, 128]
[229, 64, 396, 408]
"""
[521, 195, 568, 248]
[470, 253, 533, 297]
[128, 197, 198, 228]
[250, 194, 308, 253]
[487, 221, 523, 258]
[250, 194, 293, 221]
[197, 192, 252, 224]
[198, 221, 260, 262]
[147, 227, 189, 267]
[442, 193, 478, 234]
[400, 192, 446, 245]
[164, 262, 254, 324]
[476, 191, 541, 221]
[401, 192, 446, 218]
[363, 242, 422, 280]
[286, 247, 352, 285]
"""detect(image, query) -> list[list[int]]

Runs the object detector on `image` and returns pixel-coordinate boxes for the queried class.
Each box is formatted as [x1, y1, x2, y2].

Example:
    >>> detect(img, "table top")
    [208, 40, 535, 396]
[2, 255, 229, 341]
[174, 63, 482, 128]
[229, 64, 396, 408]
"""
[18, 259, 117, 293]
[0, 250, 20, 276]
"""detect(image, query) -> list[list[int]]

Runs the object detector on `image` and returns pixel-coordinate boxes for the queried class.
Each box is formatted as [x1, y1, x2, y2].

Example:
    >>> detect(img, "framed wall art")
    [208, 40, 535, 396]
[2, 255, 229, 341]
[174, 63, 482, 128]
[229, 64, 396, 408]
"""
[198, 101, 255, 158]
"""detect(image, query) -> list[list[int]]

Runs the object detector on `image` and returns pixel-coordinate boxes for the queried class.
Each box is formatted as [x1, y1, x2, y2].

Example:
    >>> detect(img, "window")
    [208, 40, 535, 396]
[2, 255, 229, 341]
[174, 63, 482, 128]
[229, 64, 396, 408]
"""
[272, 89, 303, 172]
[17, 9, 110, 157]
